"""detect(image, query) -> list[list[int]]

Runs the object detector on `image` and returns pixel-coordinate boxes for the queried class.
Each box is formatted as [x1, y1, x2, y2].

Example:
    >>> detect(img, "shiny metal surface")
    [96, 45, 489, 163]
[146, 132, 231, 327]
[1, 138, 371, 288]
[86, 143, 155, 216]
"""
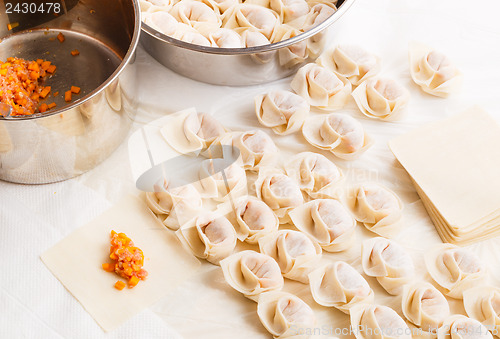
[140, 0, 355, 86]
[0, 0, 141, 184]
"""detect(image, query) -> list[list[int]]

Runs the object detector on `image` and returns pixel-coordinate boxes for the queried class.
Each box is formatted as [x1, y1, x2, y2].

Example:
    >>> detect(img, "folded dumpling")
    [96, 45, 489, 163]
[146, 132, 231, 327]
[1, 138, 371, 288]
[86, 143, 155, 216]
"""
[291, 63, 352, 111]
[241, 29, 275, 64]
[271, 0, 309, 24]
[200, 0, 237, 13]
[257, 291, 316, 339]
[220, 250, 284, 301]
[289, 199, 356, 252]
[309, 262, 374, 313]
[258, 230, 322, 283]
[222, 4, 280, 40]
[284, 152, 343, 199]
[352, 78, 410, 121]
[140, 0, 174, 13]
[301, 2, 336, 31]
[255, 170, 304, 223]
[170, 0, 222, 31]
[302, 113, 373, 160]
[317, 45, 380, 86]
[197, 159, 247, 201]
[142, 11, 179, 36]
[146, 179, 204, 230]
[161, 108, 226, 154]
[232, 196, 279, 244]
[176, 212, 237, 264]
[171, 24, 213, 46]
[463, 286, 500, 337]
[346, 183, 403, 237]
[207, 27, 244, 48]
[361, 237, 414, 295]
[425, 244, 487, 299]
[273, 25, 310, 68]
[409, 42, 462, 97]
[437, 315, 493, 339]
[350, 304, 412, 339]
[255, 90, 310, 135]
[401, 282, 450, 332]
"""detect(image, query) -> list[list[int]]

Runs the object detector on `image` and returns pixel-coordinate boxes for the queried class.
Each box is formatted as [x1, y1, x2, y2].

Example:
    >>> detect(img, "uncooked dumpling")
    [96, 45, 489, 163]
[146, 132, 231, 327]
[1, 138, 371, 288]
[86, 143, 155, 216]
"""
[140, 0, 174, 13]
[352, 78, 410, 121]
[223, 4, 280, 40]
[197, 159, 247, 201]
[220, 250, 284, 301]
[302, 113, 373, 160]
[361, 237, 414, 295]
[401, 282, 450, 332]
[291, 63, 352, 111]
[255, 90, 310, 135]
[271, 0, 310, 24]
[309, 261, 374, 313]
[463, 286, 500, 338]
[284, 152, 343, 199]
[233, 196, 279, 244]
[176, 212, 237, 264]
[346, 183, 404, 237]
[425, 243, 487, 299]
[254, 170, 304, 223]
[143, 11, 179, 36]
[172, 23, 213, 46]
[409, 42, 462, 97]
[290, 199, 356, 252]
[350, 304, 412, 339]
[437, 315, 493, 339]
[301, 2, 336, 31]
[257, 291, 316, 339]
[272, 25, 310, 68]
[317, 45, 380, 86]
[170, 0, 222, 30]
[258, 229, 322, 283]
[201, 0, 237, 13]
[207, 27, 244, 48]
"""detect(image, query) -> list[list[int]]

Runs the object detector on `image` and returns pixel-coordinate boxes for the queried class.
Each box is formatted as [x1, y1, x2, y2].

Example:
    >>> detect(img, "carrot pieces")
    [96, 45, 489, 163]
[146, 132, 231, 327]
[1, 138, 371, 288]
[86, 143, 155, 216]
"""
[47, 102, 56, 109]
[70, 86, 80, 94]
[71, 49, 80, 56]
[39, 86, 51, 99]
[57, 32, 65, 43]
[46, 64, 56, 74]
[114, 281, 126, 291]
[64, 90, 71, 102]
[40, 61, 51, 71]
[39, 103, 48, 113]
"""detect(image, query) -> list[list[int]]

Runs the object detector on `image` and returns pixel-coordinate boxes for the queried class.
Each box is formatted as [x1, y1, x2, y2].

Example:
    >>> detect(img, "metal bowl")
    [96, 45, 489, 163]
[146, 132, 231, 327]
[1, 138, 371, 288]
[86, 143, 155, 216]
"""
[0, 0, 141, 184]
[140, 0, 354, 86]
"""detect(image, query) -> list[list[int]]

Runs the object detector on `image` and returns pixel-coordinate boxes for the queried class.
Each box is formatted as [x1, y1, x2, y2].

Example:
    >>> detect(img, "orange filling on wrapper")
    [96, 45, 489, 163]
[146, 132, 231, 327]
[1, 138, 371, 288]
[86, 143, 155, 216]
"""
[103, 230, 148, 290]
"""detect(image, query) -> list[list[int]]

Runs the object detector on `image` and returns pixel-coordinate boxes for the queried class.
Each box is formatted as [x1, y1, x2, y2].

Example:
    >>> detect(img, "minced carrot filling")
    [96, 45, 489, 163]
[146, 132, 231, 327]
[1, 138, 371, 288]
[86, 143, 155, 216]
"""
[103, 230, 148, 290]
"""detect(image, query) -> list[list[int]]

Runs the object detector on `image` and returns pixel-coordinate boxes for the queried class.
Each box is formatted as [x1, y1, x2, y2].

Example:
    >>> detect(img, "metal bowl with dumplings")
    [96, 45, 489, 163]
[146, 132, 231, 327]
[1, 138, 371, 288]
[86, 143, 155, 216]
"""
[0, 0, 140, 184]
[140, 0, 355, 86]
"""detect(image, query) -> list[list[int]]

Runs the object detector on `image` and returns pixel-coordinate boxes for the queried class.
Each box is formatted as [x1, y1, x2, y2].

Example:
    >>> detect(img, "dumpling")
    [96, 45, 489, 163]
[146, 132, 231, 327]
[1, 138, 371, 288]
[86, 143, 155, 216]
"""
[272, 25, 310, 68]
[255, 90, 310, 135]
[409, 42, 462, 97]
[170, 0, 222, 31]
[257, 291, 316, 339]
[207, 27, 244, 48]
[425, 243, 487, 299]
[197, 159, 247, 201]
[199, 0, 237, 13]
[223, 4, 280, 40]
[254, 170, 304, 223]
[139, 0, 174, 13]
[220, 250, 284, 301]
[284, 152, 343, 199]
[301, 3, 336, 31]
[143, 11, 178, 36]
[172, 23, 213, 46]
[241, 29, 275, 64]
[271, 0, 309, 24]
[350, 305, 412, 339]
[302, 113, 373, 160]
[463, 286, 500, 337]
[317, 45, 380, 86]
[361, 237, 414, 295]
[145, 179, 204, 230]
[161, 108, 226, 154]
[437, 315, 493, 339]
[401, 282, 450, 332]
[309, 262, 374, 313]
[346, 183, 404, 237]
[290, 199, 356, 252]
[291, 63, 352, 111]
[352, 78, 410, 121]
[232, 196, 279, 244]
[258, 230, 322, 283]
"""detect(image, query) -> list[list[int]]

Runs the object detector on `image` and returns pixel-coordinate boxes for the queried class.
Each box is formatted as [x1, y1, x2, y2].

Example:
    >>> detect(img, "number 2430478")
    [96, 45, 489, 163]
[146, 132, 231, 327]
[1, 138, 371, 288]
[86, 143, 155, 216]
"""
[5, 2, 61, 14]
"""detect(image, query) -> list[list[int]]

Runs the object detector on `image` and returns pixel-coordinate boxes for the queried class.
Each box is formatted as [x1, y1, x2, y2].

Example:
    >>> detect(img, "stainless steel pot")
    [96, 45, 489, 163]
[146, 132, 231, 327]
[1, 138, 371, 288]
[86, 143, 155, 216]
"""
[0, 0, 141, 184]
[140, 0, 355, 86]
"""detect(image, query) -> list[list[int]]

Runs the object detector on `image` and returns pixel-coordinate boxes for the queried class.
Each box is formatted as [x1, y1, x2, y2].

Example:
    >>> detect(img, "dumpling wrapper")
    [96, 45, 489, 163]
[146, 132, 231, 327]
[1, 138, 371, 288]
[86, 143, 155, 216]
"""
[289, 199, 356, 252]
[309, 261, 374, 313]
[143, 11, 178, 36]
[169, 0, 222, 31]
[271, 0, 309, 24]
[172, 23, 213, 46]
[437, 315, 493, 339]
[272, 25, 310, 69]
[41, 195, 201, 331]
[222, 4, 280, 40]
[206, 27, 244, 48]
[361, 237, 414, 295]
[463, 286, 500, 338]
[350, 304, 412, 339]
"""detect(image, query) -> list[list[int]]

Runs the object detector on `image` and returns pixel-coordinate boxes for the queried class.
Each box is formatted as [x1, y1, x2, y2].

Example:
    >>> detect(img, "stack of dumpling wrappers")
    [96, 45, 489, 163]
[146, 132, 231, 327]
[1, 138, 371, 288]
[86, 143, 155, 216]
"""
[389, 107, 500, 245]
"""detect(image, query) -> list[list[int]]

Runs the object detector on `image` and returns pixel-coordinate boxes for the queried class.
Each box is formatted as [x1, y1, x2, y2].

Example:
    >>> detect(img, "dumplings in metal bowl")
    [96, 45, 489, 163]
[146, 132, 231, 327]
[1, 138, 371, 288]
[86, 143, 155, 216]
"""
[346, 183, 404, 237]
[257, 291, 316, 339]
[255, 90, 310, 135]
[361, 237, 414, 295]
[207, 27, 245, 48]
[350, 304, 412, 339]
[259, 229, 322, 283]
[271, 0, 310, 25]
[317, 45, 380, 86]
[409, 42, 462, 97]
[424, 243, 487, 299]
[232, 196, 279, 244]
[308, 261, 374, 314]
[220, 250, 284, 301]
[463, 286, 500, 337]
[222, 4, 281, 40]
[302, 113, 373, 160]
[169, 0, 222, 30]
[291, 63, 352, 111]
[352, 78, 410, 121]
[289, 199, 356, 252]
[437, 315, 494, 339]
[142, 11, 179, 36]
[401, 282, 450, 332]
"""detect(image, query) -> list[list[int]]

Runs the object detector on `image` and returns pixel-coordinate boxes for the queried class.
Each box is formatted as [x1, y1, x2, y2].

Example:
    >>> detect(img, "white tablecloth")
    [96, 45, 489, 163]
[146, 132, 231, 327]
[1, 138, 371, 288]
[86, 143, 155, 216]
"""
[2, 0, 500, 338]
